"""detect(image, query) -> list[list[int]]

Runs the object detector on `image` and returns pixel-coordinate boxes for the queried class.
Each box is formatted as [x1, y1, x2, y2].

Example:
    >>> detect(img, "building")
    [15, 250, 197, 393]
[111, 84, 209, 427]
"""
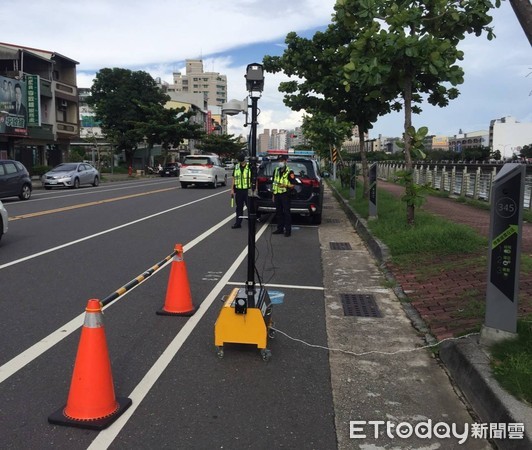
[0, 42, 79, 169]
[489, 116, 532, 159]
[448, 130, 488, 154]
[167, 59, 227, 109]
[423, 135, 449, 152]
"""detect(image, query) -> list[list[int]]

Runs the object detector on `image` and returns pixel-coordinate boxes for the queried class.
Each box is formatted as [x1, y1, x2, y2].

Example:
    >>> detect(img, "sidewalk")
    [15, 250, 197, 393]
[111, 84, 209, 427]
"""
[324, 182, 532, 448]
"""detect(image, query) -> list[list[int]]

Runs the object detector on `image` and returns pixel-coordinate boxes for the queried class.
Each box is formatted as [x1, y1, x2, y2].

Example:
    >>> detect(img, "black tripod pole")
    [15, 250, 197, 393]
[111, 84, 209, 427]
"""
[246, 94, 259, 307]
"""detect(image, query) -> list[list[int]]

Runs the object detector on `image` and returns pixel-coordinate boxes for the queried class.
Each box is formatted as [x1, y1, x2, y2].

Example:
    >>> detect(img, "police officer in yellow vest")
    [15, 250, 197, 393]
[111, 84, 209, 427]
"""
[272, 154, 297, 237]
[231, 154, 251, 229]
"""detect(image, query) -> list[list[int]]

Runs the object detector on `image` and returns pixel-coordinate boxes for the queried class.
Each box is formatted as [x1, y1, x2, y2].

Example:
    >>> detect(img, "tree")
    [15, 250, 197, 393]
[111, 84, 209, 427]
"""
[195, 133, 247, 160]
[135, 104, 204, 163]
[87, 68, 170, 166]
[336, 0, 499, 225]
[519, 144, 532, 159]
[301, 111, 353, 162]
[263, 23, 393, 198]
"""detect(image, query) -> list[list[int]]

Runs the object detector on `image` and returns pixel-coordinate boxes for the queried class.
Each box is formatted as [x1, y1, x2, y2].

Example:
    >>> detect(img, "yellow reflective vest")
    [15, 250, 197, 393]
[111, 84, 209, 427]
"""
[272, 167, 291, 194]
[233, 164, 251, 189]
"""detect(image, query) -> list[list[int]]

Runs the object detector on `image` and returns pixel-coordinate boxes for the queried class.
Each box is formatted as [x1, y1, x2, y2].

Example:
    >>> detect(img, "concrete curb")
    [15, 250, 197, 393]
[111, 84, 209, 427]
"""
[327, 181, 532, 448]
[440, 337, 532, 450]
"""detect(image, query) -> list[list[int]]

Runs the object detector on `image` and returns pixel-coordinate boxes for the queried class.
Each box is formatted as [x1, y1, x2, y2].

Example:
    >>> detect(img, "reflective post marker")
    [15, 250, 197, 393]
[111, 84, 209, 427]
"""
[483, 163, 525, 340]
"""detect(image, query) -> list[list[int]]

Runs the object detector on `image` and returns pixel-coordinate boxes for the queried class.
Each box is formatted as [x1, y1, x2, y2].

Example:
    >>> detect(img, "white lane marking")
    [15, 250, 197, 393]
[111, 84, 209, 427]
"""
[0, 213, 234, 384]
[87, 221, 271, 450]
[0, 190, 229, 271]
[15, 179, 176, 204]
[225, 281, 324, 290]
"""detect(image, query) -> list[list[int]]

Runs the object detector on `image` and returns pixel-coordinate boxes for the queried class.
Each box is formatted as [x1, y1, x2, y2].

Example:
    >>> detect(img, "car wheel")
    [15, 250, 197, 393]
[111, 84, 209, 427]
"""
[19, 183, 32, 200]
[211, 177, 217, 189]
[222, 174, 228, 186]
[180, 182, 188, 189]
[72, 178, 80, 189]
[92, 176, 99, 187]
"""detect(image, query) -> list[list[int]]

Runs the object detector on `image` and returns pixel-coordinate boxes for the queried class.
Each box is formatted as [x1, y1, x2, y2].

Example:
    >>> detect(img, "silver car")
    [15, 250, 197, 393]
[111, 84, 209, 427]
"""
[179, 154, 227, 188]
[42, 162, 100, 189]
[0, 200, 8, 242]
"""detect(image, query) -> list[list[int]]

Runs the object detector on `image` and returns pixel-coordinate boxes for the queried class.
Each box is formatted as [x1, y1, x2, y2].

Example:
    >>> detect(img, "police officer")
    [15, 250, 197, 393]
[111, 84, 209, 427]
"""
[272, 154, 297, 237]
[231, 154, 251, 229]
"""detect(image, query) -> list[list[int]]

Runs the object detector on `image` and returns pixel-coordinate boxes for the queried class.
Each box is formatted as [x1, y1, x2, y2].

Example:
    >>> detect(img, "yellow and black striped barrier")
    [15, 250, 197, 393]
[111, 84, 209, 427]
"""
[100, 248, 178, 307]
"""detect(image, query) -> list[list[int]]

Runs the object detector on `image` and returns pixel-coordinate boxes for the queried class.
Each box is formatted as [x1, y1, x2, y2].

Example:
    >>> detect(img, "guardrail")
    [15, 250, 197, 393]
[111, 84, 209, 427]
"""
[377, 163, 532, 211]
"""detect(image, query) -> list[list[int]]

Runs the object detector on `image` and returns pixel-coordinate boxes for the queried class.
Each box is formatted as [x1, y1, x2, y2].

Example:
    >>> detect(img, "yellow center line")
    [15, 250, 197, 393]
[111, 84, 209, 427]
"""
[8, 187, 177, 221]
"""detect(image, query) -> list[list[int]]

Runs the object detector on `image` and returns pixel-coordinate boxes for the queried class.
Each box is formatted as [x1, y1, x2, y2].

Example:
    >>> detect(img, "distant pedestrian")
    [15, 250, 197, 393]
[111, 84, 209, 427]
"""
[231, 154, 251, 229]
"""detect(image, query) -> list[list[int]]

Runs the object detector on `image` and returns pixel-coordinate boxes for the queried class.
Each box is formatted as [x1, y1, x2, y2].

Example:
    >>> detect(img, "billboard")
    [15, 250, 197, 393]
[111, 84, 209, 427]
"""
[0, 75, 28, 136]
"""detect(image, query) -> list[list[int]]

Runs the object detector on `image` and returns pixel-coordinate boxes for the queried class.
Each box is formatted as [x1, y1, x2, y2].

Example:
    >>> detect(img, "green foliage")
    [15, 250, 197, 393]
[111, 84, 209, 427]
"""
[134, 104, 204, 161]
[490, 320, 532, 405]
[195, 133, 246, 159]
[519, 144, 532, 159]
[88, 68, 171, 164]
[395, 169, 433, 209]
[69, 149, 85, 162]
[30, 165, 51, 177]
[301, 112, 352, 160]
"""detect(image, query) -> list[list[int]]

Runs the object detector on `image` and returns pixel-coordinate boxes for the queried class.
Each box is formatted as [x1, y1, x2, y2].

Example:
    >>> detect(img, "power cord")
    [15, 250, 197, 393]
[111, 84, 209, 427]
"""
[270, 327, 480, 357]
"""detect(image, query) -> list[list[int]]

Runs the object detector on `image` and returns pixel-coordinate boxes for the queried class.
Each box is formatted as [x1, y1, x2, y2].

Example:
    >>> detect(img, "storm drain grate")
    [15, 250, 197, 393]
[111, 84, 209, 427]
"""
[340, 294, 382, 318]
[325, 218, 341, 224]
[330, 242, 352, 250]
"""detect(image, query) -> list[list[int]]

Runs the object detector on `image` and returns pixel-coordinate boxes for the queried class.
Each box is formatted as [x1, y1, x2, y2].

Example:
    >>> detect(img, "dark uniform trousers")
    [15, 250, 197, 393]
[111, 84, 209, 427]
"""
[274, 191, 291, 233]
[234, 188, 248, 226]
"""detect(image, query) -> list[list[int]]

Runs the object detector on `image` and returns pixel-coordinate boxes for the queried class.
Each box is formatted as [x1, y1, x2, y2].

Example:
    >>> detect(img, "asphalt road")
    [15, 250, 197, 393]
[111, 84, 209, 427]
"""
[0, 178, 334, 449]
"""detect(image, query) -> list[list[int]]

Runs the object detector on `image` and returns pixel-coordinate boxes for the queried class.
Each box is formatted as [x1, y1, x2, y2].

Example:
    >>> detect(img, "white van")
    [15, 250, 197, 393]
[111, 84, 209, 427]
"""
[179, 154, 228, 188]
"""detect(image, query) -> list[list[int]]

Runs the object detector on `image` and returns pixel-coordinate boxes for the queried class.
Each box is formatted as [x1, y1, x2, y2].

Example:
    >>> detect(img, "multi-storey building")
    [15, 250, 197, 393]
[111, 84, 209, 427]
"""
[448, 130, 488, 153]
[167, 59, 227, 108]
[489, 116, 532, 159]
[0, 42, 79, 169]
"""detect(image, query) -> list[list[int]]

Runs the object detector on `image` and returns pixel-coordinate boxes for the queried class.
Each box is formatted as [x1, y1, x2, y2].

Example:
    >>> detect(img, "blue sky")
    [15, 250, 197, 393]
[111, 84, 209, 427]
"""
[6, 1, 530, 140]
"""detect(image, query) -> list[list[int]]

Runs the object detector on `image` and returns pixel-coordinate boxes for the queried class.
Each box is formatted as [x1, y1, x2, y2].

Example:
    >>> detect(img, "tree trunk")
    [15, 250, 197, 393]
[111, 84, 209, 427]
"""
[403, 77, 415, 226]
[510, 0, 532, 46]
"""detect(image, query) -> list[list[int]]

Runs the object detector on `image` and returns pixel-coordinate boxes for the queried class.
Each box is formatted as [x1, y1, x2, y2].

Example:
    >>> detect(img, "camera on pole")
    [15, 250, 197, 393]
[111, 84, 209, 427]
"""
[214, 63, 274, 361]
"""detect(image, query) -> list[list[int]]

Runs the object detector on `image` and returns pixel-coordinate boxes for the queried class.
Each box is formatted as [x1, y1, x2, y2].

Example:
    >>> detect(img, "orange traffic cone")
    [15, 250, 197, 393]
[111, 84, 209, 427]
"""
[48, 299, 132, 430]
[157, 243, 196, 316]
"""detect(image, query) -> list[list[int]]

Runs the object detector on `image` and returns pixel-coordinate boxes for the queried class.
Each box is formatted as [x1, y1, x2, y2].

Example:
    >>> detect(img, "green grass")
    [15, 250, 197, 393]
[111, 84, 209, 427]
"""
[490, 320, 532, 405]
[335, 180, 487, 258]
[330, 178, 531, 404]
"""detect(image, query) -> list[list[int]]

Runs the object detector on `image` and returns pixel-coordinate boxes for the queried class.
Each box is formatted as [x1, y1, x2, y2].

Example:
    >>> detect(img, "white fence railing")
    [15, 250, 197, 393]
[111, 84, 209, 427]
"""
[377, 163, 532, 211]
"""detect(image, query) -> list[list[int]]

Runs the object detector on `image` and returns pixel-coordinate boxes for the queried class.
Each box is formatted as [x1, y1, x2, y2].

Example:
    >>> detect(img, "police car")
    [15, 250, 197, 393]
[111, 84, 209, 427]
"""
[256, 157, 324, 224]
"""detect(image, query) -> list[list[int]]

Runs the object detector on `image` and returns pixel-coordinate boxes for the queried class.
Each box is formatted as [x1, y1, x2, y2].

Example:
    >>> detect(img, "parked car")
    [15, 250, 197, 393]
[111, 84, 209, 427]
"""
[161, 162, 179, 177]
[179, 154, 227, 188]
[0, 159, 32, 201]
[256, 157, 324, 224]
[224, 160, 235, 170]
[0, 200, 7, 241]
[42, 162, 100, 189]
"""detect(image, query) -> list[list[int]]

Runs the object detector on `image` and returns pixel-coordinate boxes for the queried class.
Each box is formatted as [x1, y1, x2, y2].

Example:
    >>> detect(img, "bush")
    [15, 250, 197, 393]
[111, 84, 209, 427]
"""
[30, 165, 51, 177]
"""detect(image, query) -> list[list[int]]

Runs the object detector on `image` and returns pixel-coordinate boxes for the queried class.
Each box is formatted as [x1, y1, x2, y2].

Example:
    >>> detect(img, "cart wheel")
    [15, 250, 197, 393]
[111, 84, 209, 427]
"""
[215, 346, 224, 359]
[260, 348, 272, 362]
[268, 328, 276, 339]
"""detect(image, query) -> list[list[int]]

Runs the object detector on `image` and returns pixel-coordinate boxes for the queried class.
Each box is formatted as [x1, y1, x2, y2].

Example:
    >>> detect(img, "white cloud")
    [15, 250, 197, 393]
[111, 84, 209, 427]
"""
[7, 1, 530, 141]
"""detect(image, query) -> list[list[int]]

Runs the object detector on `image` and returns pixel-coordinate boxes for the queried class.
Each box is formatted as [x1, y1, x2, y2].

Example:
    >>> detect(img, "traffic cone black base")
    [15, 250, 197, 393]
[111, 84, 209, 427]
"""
[156, 306, 197, 317]
[48, 397, 132, 430]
